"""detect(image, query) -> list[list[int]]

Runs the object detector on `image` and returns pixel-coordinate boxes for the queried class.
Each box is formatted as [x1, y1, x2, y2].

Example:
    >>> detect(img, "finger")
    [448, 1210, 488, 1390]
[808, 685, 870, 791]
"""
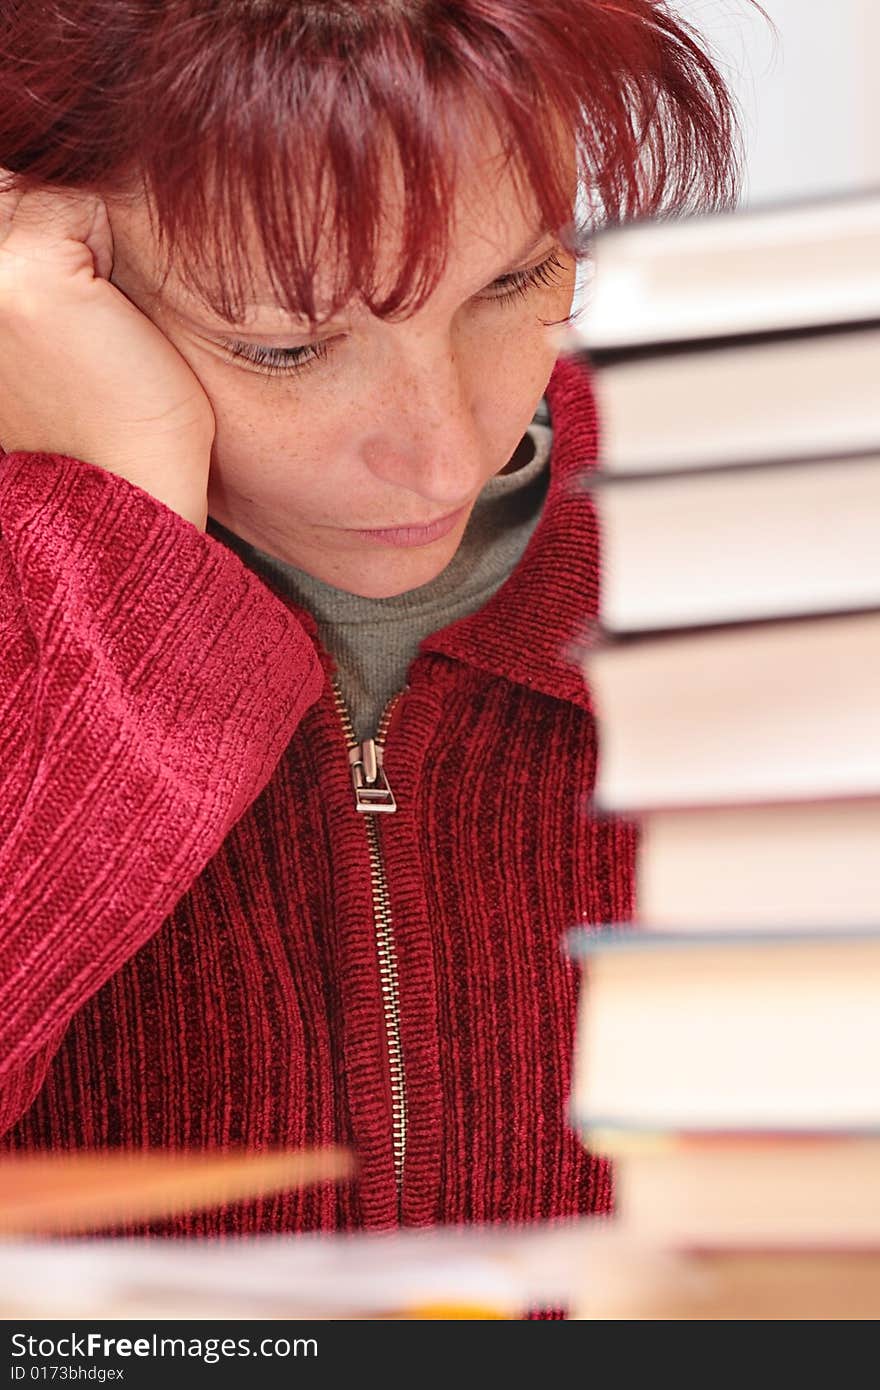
[0, 166, 26, 241]
[82, 197, 114, 281]
[0, 181, 105, 264]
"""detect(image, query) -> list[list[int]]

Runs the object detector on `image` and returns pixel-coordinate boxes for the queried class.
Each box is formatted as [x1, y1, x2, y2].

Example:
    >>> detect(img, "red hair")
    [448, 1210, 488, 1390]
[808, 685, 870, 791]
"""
[0, 0, 750, 327]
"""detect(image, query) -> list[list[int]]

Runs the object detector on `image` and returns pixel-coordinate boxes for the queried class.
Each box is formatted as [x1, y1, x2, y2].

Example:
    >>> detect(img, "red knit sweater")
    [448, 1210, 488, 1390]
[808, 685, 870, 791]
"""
[0, 354, 636, 1244]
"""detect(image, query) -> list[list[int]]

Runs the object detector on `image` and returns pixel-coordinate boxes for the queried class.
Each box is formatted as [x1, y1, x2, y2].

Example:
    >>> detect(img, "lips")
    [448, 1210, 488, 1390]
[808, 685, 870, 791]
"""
[349, 502, 470, 548]
[358, 506, 462, 532]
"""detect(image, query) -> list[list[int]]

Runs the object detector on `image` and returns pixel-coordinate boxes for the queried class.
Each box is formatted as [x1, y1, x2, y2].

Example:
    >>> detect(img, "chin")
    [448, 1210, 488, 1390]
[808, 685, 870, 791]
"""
[344, 535, 462, 598]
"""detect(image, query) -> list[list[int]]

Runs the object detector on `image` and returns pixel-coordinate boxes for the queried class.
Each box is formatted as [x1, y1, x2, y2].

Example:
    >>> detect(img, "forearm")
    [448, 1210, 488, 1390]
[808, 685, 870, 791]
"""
[0, 448, 324, 1130]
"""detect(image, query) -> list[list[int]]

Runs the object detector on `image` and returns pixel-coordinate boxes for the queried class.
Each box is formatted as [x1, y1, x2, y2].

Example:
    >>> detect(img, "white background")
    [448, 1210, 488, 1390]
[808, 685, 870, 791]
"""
[675, 0, 880, 205]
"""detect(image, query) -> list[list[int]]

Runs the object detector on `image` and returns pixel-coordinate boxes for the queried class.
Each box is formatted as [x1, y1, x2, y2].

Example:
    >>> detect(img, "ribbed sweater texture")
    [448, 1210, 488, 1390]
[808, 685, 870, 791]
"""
[0, 356, 637, 1312]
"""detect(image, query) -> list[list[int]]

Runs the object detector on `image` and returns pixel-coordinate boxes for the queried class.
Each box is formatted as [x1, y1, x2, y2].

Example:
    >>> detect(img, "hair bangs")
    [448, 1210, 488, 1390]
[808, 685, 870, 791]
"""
[1, 1, 752, 328]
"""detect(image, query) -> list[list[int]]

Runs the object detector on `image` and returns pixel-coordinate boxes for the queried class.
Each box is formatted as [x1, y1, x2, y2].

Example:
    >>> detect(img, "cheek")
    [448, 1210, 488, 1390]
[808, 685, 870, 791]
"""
[209, 396, 378, 537]
[469, 312, 563, 418]
[202, 368, 321, 470]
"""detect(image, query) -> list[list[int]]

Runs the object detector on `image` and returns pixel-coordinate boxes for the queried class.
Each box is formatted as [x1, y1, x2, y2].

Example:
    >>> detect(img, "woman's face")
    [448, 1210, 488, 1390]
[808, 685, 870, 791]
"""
[105, 131, 578, 597]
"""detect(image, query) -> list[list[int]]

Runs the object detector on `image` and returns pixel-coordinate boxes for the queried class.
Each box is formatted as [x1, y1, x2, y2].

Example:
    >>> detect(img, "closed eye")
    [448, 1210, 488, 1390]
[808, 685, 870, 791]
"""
[220, 249, 571, 378]
[484, 250, 568, 306]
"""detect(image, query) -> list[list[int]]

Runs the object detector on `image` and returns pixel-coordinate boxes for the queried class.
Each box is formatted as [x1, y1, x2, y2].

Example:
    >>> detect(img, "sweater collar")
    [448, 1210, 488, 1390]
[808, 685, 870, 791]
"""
[258, 353, 599, 711]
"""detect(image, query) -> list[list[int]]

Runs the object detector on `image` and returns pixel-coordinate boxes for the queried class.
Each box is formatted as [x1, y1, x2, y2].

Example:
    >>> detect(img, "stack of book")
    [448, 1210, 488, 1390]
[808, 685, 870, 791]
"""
[563, 190, 880, 1320]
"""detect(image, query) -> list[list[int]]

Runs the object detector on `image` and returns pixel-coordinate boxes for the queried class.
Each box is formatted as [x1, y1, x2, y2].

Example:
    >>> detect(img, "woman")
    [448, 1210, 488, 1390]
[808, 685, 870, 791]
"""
[0, 0, 742, 1273]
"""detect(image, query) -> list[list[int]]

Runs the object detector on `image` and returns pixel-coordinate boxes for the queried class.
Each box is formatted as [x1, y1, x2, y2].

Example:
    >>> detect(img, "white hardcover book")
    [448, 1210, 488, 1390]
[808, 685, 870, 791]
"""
[635, 799, 880, 930]
[593, 453, 880, 632]
[589, 325, 880, 475]
[570, 191, 880, 352]
[569, 931, 880, 1131]
[601, 1137, 880, 1249]
[583, 611, 880, 811]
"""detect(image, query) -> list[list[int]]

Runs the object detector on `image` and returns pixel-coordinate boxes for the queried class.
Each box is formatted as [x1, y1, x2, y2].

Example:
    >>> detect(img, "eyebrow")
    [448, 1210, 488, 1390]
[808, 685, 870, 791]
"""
[179, 225, 556, 337]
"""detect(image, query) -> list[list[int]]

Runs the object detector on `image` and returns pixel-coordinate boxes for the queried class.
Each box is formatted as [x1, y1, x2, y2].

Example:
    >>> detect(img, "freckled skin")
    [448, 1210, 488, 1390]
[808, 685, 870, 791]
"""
[105, 125, 578, 598]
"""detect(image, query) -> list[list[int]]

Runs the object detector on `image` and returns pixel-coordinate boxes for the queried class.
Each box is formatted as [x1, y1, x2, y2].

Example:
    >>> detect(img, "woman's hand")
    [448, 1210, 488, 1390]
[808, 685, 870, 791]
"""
[0, 171, 215, 530]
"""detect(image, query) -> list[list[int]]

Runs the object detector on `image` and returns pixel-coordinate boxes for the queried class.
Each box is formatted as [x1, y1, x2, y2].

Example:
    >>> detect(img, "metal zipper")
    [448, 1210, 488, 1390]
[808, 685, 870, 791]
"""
[331, 675, 408, 1201]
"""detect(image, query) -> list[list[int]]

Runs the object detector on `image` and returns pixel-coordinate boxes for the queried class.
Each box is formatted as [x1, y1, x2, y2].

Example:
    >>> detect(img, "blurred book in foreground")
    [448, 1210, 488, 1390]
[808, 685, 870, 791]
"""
[0, 1147, 353, 1236]
[587, 452, 880, 633]
[0, 1221, 593, 1320]
[584, 1134, 880, 1249]
[635, 799, 880, 930]
[2, 1224, 877, 1320]
[566, 192, 880, 475]
[568, 928, 880, 1133]
[573, 1243, 880, 1321]
[577, 325, 880, 474]
[585, 610, 880, 812]
[570, 190, 880, 352]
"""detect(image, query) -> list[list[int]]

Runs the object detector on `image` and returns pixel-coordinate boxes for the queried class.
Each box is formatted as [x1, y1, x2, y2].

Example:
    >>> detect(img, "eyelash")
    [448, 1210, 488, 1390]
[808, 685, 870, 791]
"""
[221, 251, 568, 378]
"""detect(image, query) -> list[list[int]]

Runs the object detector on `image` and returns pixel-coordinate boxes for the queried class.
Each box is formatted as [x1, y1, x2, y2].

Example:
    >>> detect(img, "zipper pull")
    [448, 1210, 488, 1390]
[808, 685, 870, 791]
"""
[349, 737, 397, 813]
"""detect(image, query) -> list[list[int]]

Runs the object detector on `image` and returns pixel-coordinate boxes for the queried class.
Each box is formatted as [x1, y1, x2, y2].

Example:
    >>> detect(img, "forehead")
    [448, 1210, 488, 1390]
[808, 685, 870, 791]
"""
[106, 113, 574, 328]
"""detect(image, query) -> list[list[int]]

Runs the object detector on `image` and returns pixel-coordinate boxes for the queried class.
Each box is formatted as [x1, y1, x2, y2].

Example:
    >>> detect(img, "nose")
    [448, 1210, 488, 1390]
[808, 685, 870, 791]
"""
[360, 349, 487, 513]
